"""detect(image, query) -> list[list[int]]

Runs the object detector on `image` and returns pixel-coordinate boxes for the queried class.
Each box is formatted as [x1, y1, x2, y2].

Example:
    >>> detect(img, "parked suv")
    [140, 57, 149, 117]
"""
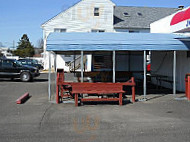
[0, 58, 40, 82]
[18, 59, 43, 70]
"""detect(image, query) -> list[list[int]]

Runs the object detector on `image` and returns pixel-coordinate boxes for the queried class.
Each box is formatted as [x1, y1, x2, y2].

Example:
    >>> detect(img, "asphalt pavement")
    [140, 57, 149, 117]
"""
[0, 73, 190, 142]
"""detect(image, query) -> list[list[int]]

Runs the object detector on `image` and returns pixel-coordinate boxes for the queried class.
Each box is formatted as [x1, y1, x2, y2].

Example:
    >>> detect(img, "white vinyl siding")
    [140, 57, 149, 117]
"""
[151, 51, 190, 92]
[41, 0, 115, 70]
[42, 0, 115, 42]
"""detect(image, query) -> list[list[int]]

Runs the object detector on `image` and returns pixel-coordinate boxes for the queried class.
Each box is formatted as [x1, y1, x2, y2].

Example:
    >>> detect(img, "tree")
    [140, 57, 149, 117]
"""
[14, 34, 35, 57]
[37, 38, 44, 50]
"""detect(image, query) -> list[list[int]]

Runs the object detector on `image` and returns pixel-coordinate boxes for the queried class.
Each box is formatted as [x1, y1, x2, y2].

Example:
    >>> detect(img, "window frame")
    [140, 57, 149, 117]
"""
[2, 60, 13, 68]
[54, 28, 67, 33]
[123, 12, 130, 17]
[94, 7, 100, 16]
[91, 29, 105, 33]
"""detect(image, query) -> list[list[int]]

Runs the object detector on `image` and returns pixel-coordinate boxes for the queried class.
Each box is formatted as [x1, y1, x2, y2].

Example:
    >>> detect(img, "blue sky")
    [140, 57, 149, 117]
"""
[0, 0, 189, 48]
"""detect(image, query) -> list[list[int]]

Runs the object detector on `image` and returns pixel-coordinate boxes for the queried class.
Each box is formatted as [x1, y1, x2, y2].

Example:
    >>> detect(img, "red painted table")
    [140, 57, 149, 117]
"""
[56, 70, 136, 106]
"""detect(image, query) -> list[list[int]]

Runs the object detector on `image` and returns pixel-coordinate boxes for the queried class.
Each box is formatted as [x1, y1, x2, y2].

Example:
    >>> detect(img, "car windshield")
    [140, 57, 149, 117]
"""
[31, 60, 38, 64]
[20, 59, 38, 64]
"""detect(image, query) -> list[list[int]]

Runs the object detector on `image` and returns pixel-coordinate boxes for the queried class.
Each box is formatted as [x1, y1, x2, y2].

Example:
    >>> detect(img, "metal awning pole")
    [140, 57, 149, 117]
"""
[81, 51, 84, 83]
[113, 51, 116, 83]
[74, 53, 76, 75]
[128, 51, 131, 71]
[144, 51, 147, 100]
[54, 53, 57, 98]
[48, 52, 51, 101]
[54, 53, 57, 72]
[173, 51, 176, 95]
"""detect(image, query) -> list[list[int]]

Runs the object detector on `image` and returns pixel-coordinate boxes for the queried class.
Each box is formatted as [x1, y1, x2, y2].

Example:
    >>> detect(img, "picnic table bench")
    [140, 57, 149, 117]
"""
[56, 70, 136, 106]
[70, 83, 125, 106]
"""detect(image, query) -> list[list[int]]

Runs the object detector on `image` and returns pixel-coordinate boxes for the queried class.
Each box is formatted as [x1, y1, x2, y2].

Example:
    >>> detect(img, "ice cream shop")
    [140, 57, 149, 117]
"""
[150, 6, 190, 92]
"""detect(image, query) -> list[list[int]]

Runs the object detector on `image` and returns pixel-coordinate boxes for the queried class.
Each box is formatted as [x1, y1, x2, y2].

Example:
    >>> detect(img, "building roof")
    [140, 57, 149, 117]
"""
[114, 6, 178, 29]
[41, 0, 81, 27]
[46, 32, 190, 52]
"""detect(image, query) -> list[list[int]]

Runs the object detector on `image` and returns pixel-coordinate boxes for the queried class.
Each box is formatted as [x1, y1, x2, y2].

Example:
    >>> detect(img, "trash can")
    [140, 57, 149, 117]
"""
[185, 73, 190, 100]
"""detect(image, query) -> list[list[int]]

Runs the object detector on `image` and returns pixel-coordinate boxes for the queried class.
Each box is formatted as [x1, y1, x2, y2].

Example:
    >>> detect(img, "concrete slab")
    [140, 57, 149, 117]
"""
[0, 74, 190, 142]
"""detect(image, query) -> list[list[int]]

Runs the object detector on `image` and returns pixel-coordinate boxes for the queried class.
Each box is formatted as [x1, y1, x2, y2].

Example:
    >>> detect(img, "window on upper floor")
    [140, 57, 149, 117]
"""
[94, 7, 99, 16]
[123, 12, 130, 17]
[91, 29, 105, 33]
[129, 30, 139, 33]
[54, 28, 66, 33]
[137, 12, 143, 16]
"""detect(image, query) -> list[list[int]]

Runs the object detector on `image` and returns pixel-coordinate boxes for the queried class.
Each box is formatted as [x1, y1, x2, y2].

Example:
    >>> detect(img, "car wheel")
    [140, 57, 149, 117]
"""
[20, 72, 31, 82]
[30, 77, 34, 82]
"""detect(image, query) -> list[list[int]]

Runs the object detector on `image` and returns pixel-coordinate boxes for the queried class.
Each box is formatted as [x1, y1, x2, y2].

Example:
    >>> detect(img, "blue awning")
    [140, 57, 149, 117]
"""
[46, 33, 190, 52]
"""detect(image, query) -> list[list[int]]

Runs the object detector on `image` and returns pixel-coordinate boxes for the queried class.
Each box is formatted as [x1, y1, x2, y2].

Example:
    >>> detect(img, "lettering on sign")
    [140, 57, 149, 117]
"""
[186, 20, 190, 27]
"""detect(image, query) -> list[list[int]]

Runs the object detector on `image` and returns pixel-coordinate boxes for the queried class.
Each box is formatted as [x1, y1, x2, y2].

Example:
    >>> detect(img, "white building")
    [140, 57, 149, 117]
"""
[42, 0, 115, 71]
[150, 6, 190, 91]
[42, 0, 178, 71]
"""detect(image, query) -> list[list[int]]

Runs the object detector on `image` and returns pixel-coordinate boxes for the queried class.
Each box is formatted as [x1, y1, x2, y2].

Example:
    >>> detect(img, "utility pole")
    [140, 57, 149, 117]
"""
[13, 40, 15, 49]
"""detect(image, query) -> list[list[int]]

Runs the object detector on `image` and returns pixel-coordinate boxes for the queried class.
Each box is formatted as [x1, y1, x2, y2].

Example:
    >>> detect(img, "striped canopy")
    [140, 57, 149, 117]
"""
[46, 32, 190, 52]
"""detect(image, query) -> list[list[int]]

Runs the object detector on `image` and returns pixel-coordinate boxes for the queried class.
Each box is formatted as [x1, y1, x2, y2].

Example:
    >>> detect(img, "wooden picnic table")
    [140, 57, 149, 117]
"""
[56, 70, 136, 106]
[70, 82, 125, 106]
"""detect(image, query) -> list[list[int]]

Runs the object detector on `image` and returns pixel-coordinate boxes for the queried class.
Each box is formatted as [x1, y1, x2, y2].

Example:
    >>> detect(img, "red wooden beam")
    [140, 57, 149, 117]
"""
[75, 94, 78, 107]
[56, 70, 65, 104]
[131, 77, 135, 103]
[81, 98, 119, 102]
[187, 76, 190, 101]
[16, 92, 29, 104]
[119, 93, 122, 106]
[56, 72, 60, 104]
[56, 84, 59, 104]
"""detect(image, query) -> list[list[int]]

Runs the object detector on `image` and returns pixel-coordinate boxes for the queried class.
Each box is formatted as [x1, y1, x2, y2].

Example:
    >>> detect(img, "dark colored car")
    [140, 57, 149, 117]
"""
[18, 59, 43, 70]
[0, 58, 40, 82]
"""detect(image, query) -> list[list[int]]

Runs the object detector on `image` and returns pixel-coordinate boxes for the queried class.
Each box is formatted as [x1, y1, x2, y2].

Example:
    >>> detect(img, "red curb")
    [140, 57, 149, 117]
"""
[16, 92, 29, 104]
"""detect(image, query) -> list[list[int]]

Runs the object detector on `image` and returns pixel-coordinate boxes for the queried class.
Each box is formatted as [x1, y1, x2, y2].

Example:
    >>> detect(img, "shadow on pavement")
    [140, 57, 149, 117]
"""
[0, 78, 48, 82]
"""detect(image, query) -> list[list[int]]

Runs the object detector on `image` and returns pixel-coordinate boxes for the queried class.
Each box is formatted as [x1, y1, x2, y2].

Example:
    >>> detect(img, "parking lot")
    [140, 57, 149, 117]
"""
[0, 73, 190, 142]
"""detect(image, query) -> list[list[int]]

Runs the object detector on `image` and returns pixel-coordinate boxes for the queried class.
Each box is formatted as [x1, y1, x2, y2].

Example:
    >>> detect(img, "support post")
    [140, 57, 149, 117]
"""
[128, 51, 131, 71]
[173, 51, 176, 95]
[54, 53, 57, 101]
[188, 76, 190, 101]
[132, 77, 135, 103]
[75, 94, 78, 107]
[56, 73, 59, 104]
[48, 52, 51, 101]
[113, 51, 116, 83]
[81, 51, 84, 83]
[144, 51, 147, 100]
[74, 53, 76, 74]
[119, 93, 122, 106]
[54, 54, 59, 104]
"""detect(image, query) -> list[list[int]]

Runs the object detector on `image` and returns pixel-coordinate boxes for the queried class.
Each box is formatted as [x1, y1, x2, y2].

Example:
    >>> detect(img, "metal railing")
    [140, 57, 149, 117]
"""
[67, 55, 87, 72]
